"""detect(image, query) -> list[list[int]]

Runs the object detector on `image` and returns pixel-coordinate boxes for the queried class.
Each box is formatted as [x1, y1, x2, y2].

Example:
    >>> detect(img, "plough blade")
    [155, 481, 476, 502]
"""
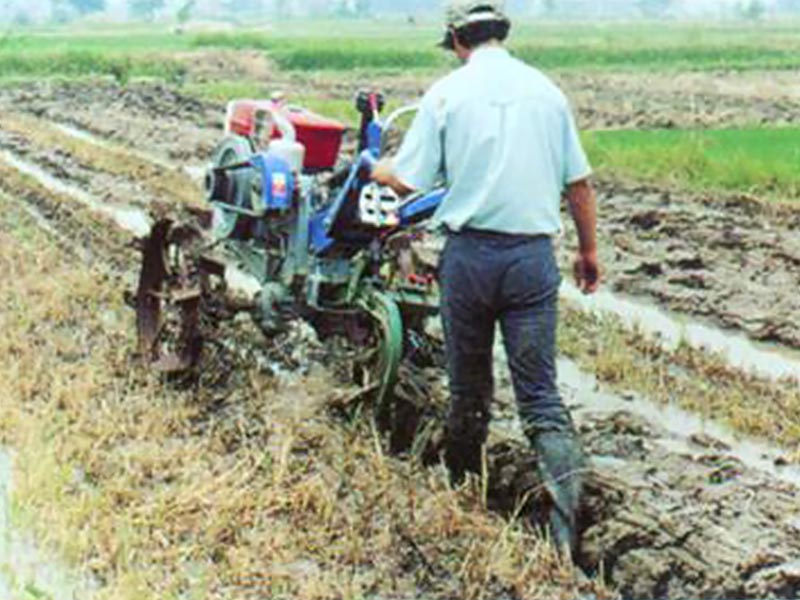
[135, 219, 206, 374]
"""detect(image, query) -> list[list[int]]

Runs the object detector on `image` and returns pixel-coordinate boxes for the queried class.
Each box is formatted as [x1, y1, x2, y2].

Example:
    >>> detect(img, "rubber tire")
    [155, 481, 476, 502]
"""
[207, 135, 256, 240]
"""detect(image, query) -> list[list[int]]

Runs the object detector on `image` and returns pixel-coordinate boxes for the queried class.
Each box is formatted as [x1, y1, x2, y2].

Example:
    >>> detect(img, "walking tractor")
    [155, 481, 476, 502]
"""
[135, 92, 445, 419]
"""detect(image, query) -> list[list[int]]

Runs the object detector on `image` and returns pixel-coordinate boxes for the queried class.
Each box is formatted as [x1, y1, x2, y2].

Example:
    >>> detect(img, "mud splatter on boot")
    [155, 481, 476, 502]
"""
[532, 430, 588, 557]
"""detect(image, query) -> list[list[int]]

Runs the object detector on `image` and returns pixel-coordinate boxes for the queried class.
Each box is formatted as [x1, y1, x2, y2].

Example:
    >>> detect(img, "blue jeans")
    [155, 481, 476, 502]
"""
[439, 230, 573, 478]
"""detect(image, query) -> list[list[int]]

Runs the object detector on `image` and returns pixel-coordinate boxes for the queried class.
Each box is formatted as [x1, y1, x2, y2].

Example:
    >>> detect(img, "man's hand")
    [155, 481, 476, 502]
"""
[372, 158, 416, 197]
[573, 250, 600, 294]
[372, 158, 394, 186]
[564, 178, 601, 295]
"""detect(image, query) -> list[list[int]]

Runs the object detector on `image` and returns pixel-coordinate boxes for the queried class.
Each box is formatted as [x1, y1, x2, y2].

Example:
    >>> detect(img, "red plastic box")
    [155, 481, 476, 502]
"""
[225, 100, 346, 171]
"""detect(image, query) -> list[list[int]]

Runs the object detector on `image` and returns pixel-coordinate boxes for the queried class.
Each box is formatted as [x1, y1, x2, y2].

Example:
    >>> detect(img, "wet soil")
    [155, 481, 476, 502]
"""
[0, 81, 222, 163]
[559, 70, 800, 130]
[1, 79, 797, 354]
[3, 80, 799, 356]
[2, 78, 800, 599]
[486, 413, 800, 600]
[0, 147, 153, 236]
[578, 412, 800, 599]
[0, 126, 159, 214]
[247, 68, 800, 131]
[559, 182, 800, 351]
[0, 70, 798, 167]
[353, 339, 800, 599]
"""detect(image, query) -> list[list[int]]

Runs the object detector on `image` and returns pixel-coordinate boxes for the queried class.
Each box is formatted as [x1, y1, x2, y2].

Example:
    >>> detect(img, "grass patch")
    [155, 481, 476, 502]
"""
[4, 22, 800, 81]
[0, 112, 201, 207]
[184, 80, 267, 103]
[559, 303, 800, 456]
[0, 32, 188, 82]
[514, 45, 800, 71]
[191, 33, 444, 72]
[0, 50, 186, 83]
[191, 22, 800, 73]
[584, 127, 800, 202]
[0, 191, 590, 599]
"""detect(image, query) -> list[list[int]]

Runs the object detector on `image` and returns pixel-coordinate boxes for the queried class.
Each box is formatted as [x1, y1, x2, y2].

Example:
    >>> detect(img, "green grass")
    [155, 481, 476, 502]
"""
[0, 31, 188, 82]
[4, 21, 800, 81]
[584, 127, 800, 201]
[0, 50, 186, 83]
[190, 33, 445, 71]
[0, 30, 188, 53]
[183, 80, 266, 103]
[514, 45, 800, 71]
[191, 22, 800, 73]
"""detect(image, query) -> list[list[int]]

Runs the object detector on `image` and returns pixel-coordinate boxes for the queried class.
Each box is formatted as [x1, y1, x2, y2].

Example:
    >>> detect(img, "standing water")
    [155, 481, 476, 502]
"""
[557, 358, 800, 487]
[0, 450, 95, 599]
[493, 352, 800, 488]
[0, 149, 152, 237]
[53, 122, 207, 185]
[561, 281, 800, 382]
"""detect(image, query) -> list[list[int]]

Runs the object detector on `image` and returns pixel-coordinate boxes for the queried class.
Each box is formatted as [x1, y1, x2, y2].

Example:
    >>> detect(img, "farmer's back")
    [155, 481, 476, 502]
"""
[400, 46, 589, 236]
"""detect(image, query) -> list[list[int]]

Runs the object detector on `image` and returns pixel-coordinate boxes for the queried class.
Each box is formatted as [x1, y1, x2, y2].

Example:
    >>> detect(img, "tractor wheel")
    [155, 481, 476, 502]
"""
[357, 289, 404, 430]
[206, 135, 256, 240]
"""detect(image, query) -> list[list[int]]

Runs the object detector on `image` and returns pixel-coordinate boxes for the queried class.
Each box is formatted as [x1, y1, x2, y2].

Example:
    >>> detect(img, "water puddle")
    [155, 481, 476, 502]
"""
[559, 358, 800, 487]
[0, 149, 152, 237]
[0, 450, 96, 600]
[493, 353, 800, 487]
[54, 123, 172, 169]
[561, 281, 800, 383]
[54, 122, 207, 185]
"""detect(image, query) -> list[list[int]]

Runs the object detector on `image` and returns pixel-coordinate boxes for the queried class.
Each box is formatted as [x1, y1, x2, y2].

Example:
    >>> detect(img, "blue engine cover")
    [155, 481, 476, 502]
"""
[399, 189, 445, 226]
[250, 152, 295, 211]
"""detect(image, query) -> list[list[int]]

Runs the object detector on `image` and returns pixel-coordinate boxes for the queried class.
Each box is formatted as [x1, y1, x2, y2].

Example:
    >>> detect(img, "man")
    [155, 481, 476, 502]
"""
[373, 0, 599, 556]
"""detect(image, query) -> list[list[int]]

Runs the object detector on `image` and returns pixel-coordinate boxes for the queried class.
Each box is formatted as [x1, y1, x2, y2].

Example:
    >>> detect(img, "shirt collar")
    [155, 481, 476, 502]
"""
[468, 46, 510, 63]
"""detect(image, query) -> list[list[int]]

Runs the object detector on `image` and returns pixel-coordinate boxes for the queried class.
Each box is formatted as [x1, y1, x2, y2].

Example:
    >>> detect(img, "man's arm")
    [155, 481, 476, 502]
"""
[372, 94, 442, 196]
[564, 178, 600, 294]
[372, 158, 417, 197]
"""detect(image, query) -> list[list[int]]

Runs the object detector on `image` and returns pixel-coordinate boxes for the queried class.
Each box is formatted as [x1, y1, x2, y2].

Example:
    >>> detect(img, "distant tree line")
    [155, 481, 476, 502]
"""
[532, 0, 800, 18]
[5, 0, 800, 26]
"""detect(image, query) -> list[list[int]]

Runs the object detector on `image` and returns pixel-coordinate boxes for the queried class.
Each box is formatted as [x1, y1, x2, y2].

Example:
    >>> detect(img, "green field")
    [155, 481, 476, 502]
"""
[584, 128, 800, 202]
[0, 32, 187, 82]
[192, 25, 800, 72]
[4, 20, 800, 81]
[3, 22, 800, 203]
[3, 17, 800, 600]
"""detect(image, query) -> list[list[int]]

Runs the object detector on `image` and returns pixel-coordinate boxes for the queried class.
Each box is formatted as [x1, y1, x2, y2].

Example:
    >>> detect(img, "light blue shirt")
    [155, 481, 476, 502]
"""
[393, 46, 591, 236]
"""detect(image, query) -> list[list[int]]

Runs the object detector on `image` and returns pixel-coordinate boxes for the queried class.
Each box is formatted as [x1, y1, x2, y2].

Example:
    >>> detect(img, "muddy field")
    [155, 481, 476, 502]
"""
[4, 68, 800, 157]
[562, 182, 800, 350]
[562, 70, 800, 130]
[1, 76, 800, 600]
[3, 80, 799, 352]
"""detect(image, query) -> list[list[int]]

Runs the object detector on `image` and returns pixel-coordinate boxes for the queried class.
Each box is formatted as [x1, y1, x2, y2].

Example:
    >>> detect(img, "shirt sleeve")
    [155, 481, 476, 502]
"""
[562, 105, 592, 187]
[392, 95, 444, 192]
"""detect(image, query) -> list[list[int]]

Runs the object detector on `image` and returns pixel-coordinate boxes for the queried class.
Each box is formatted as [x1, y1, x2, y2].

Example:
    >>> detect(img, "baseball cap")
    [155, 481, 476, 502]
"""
[440, 0, 509, 48]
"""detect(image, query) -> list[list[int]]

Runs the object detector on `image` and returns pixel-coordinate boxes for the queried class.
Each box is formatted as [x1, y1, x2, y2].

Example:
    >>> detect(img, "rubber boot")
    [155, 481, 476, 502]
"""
[444, 436, 483, 487]
[532, 430, 587, 558]
[444, 403, 490, 486]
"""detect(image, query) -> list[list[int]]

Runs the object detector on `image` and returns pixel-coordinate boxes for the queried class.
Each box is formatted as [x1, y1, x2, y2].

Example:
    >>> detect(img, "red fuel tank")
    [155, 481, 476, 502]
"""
[226, 100, 346, 172]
